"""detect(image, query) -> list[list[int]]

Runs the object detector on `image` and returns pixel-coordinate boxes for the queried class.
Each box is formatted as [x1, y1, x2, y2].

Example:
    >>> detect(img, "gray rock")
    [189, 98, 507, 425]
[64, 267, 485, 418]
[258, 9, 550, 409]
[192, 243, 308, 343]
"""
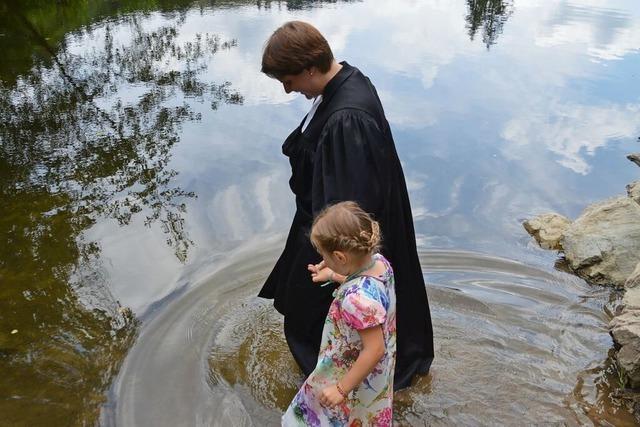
[622, 286, 640, 311]
[627, 261, 640, 289]
[561, 197, 640, 288]
[522, 213, 571, 250]
[627, 181, 640, 205]
[628, 153, 640, 168]
[610, 295, 640, 388]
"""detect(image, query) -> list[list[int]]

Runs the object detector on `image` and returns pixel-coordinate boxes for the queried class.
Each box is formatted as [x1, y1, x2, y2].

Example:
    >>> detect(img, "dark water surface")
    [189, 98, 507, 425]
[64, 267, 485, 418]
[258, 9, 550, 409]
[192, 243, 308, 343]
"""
[1, 0, 639, 425]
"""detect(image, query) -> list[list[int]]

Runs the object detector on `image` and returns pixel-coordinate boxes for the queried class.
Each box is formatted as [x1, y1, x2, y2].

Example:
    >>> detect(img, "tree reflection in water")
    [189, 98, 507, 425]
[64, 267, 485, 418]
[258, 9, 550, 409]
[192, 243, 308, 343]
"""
[0, 6, 242, 425]
[466, 0, 513, 49]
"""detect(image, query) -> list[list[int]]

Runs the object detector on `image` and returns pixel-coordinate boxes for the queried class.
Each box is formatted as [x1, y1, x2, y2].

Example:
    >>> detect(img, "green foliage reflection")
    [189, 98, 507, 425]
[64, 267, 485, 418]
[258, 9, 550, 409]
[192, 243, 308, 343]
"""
[0, 3, 242, 425]
[466, 0, 513, 49]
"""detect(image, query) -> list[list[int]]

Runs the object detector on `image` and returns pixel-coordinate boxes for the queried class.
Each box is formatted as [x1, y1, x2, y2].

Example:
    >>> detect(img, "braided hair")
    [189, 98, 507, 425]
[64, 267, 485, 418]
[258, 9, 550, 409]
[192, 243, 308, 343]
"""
[310, 201, 382, 256]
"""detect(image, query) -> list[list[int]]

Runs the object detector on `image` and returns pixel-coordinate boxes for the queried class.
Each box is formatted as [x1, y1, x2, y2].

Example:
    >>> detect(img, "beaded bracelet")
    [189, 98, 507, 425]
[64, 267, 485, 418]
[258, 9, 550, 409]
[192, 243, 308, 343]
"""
[336, 382, 349, 399]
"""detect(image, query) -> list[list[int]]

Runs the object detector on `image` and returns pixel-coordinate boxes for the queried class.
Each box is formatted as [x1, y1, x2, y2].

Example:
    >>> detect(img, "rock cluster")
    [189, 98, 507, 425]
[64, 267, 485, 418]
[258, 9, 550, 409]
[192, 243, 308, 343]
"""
[523, 154, 640, 387]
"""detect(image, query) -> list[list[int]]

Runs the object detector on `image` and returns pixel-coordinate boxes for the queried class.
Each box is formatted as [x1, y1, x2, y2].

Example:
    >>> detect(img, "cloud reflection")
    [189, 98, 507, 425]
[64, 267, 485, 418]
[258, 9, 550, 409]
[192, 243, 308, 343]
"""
[534, 0, 640, 61]
[502, 103, 640, 174]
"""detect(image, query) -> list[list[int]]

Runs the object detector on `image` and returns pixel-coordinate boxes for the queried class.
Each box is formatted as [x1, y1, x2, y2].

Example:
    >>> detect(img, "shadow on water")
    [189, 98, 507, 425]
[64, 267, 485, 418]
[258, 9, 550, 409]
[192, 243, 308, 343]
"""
[0, 1, 244, 424]
[111, 240, 639, 426]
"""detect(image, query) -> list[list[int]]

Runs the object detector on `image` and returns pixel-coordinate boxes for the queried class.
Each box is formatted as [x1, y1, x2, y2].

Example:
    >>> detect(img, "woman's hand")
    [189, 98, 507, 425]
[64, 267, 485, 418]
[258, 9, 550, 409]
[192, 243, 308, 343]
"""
[318, 384, 345, 407]
[307, 261, 333, 283]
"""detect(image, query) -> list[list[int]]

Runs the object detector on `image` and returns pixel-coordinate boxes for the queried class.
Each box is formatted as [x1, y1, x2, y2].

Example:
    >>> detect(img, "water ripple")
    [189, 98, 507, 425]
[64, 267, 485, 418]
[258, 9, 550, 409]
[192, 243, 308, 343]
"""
[107, 242, 633, 426]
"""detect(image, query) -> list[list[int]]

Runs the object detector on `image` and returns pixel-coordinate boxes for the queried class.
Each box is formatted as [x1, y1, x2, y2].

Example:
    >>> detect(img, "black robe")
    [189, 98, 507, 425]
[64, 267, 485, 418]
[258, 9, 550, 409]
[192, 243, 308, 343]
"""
[259, 62, 434, 390]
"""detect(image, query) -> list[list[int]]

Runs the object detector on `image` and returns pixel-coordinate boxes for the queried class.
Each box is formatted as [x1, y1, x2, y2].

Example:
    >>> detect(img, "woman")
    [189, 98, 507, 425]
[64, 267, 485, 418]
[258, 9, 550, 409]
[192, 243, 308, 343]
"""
[259, 21, 433, 390]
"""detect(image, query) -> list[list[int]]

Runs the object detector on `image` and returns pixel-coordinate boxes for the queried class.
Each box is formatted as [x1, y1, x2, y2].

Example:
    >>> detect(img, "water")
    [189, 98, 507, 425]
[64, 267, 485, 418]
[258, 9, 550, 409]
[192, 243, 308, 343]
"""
[1, 0, 639, 425]
[110, 243, 626, 425]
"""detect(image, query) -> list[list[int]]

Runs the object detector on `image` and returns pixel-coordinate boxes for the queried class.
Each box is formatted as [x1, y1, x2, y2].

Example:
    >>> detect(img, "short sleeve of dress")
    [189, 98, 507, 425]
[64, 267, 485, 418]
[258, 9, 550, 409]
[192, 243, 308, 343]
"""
[341, 278, 388, 330]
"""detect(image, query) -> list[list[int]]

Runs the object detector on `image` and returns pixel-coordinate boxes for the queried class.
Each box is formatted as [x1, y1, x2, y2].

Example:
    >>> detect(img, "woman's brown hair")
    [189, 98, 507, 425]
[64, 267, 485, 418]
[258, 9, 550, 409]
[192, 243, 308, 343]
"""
[261, 21, 334, 79]
[311, 201, 382, 256]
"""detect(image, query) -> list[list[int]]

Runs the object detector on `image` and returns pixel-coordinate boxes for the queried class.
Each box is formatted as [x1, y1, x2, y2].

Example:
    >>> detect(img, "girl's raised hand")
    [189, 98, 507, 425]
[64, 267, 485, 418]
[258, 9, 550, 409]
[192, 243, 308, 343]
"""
[307, 260, 325, 273]
[307, 261, 333, 283]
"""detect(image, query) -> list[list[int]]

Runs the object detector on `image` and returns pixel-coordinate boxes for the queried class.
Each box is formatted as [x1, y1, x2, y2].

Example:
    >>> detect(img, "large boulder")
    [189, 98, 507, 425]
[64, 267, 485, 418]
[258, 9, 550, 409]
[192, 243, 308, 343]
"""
[522, 213, 571, 250]
[561, 196, 640, 288]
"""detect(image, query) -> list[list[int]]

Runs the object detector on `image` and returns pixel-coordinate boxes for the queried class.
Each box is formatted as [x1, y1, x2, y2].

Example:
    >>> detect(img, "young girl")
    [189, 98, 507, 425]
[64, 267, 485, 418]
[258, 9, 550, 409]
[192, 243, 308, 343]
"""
[282, 201, 396, 427]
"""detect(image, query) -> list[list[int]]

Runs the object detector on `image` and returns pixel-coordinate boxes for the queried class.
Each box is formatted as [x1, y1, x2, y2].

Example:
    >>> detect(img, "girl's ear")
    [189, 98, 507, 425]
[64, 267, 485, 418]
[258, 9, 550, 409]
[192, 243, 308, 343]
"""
[333, 251, 348, 265]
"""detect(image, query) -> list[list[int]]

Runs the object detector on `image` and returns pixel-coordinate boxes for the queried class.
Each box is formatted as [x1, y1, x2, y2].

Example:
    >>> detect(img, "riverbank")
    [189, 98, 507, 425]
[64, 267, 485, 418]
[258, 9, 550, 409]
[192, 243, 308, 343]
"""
[524, 153, 640, 415]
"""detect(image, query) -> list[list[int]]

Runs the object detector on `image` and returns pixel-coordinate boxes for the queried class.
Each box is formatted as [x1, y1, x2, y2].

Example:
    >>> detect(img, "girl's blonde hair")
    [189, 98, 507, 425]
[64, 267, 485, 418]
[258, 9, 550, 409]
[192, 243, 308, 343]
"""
[311, 201, 381, 256]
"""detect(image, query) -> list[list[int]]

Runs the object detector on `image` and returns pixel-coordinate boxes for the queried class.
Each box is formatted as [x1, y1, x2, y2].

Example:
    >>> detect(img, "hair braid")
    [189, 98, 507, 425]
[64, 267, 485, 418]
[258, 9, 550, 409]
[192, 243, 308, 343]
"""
[310, 201, 382, 256]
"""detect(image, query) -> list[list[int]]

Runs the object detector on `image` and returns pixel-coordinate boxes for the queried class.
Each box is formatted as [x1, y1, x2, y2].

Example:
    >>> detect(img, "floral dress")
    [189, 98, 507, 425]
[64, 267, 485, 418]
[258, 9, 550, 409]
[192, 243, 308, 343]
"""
[282, 253, 397, 426]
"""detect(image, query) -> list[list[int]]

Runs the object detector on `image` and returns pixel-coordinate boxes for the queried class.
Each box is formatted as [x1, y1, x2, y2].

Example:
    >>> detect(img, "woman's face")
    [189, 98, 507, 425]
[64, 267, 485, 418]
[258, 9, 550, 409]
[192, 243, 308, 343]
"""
[278, 69, 318, 99]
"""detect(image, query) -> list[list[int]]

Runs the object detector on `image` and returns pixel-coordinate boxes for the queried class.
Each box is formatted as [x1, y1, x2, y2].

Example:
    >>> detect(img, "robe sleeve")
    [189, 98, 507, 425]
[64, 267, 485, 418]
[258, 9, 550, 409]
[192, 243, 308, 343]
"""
[311, 109, 388, 217]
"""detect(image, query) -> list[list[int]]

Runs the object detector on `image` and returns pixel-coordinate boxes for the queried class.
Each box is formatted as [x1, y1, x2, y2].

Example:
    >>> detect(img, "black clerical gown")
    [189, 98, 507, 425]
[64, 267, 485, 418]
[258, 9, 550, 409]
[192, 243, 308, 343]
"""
[259, 62, 433, 390]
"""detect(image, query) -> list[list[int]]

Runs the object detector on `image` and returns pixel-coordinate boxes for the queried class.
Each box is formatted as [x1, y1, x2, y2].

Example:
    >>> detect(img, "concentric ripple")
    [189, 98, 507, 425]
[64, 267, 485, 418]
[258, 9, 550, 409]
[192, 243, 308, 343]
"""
[108, 242, 637, 426]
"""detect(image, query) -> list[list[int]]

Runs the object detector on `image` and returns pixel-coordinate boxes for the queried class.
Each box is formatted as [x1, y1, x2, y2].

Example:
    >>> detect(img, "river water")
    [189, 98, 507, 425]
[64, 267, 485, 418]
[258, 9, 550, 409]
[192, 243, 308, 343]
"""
[1, 0, 639, 425]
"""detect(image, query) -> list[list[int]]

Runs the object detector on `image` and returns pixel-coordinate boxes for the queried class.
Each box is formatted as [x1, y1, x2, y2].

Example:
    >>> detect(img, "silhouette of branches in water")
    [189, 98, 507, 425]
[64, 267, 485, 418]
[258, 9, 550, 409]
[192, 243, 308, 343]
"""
[466, 0, 513, 49]
[252, 0, 360, 11]
[1, 14, 243, 262]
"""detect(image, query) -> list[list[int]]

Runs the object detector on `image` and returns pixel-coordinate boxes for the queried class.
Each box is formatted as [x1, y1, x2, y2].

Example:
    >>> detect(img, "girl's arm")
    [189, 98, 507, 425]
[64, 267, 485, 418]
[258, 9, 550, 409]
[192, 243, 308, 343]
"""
[319, 325, 385, 407]
[307, 262, 346, 284]
[330, 272, 346, 284]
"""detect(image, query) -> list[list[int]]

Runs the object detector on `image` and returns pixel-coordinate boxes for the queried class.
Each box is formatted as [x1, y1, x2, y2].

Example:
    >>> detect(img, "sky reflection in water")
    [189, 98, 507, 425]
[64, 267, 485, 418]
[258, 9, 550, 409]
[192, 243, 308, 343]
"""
[85, 0, 640, 312]
[1, 0, 640, 425]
